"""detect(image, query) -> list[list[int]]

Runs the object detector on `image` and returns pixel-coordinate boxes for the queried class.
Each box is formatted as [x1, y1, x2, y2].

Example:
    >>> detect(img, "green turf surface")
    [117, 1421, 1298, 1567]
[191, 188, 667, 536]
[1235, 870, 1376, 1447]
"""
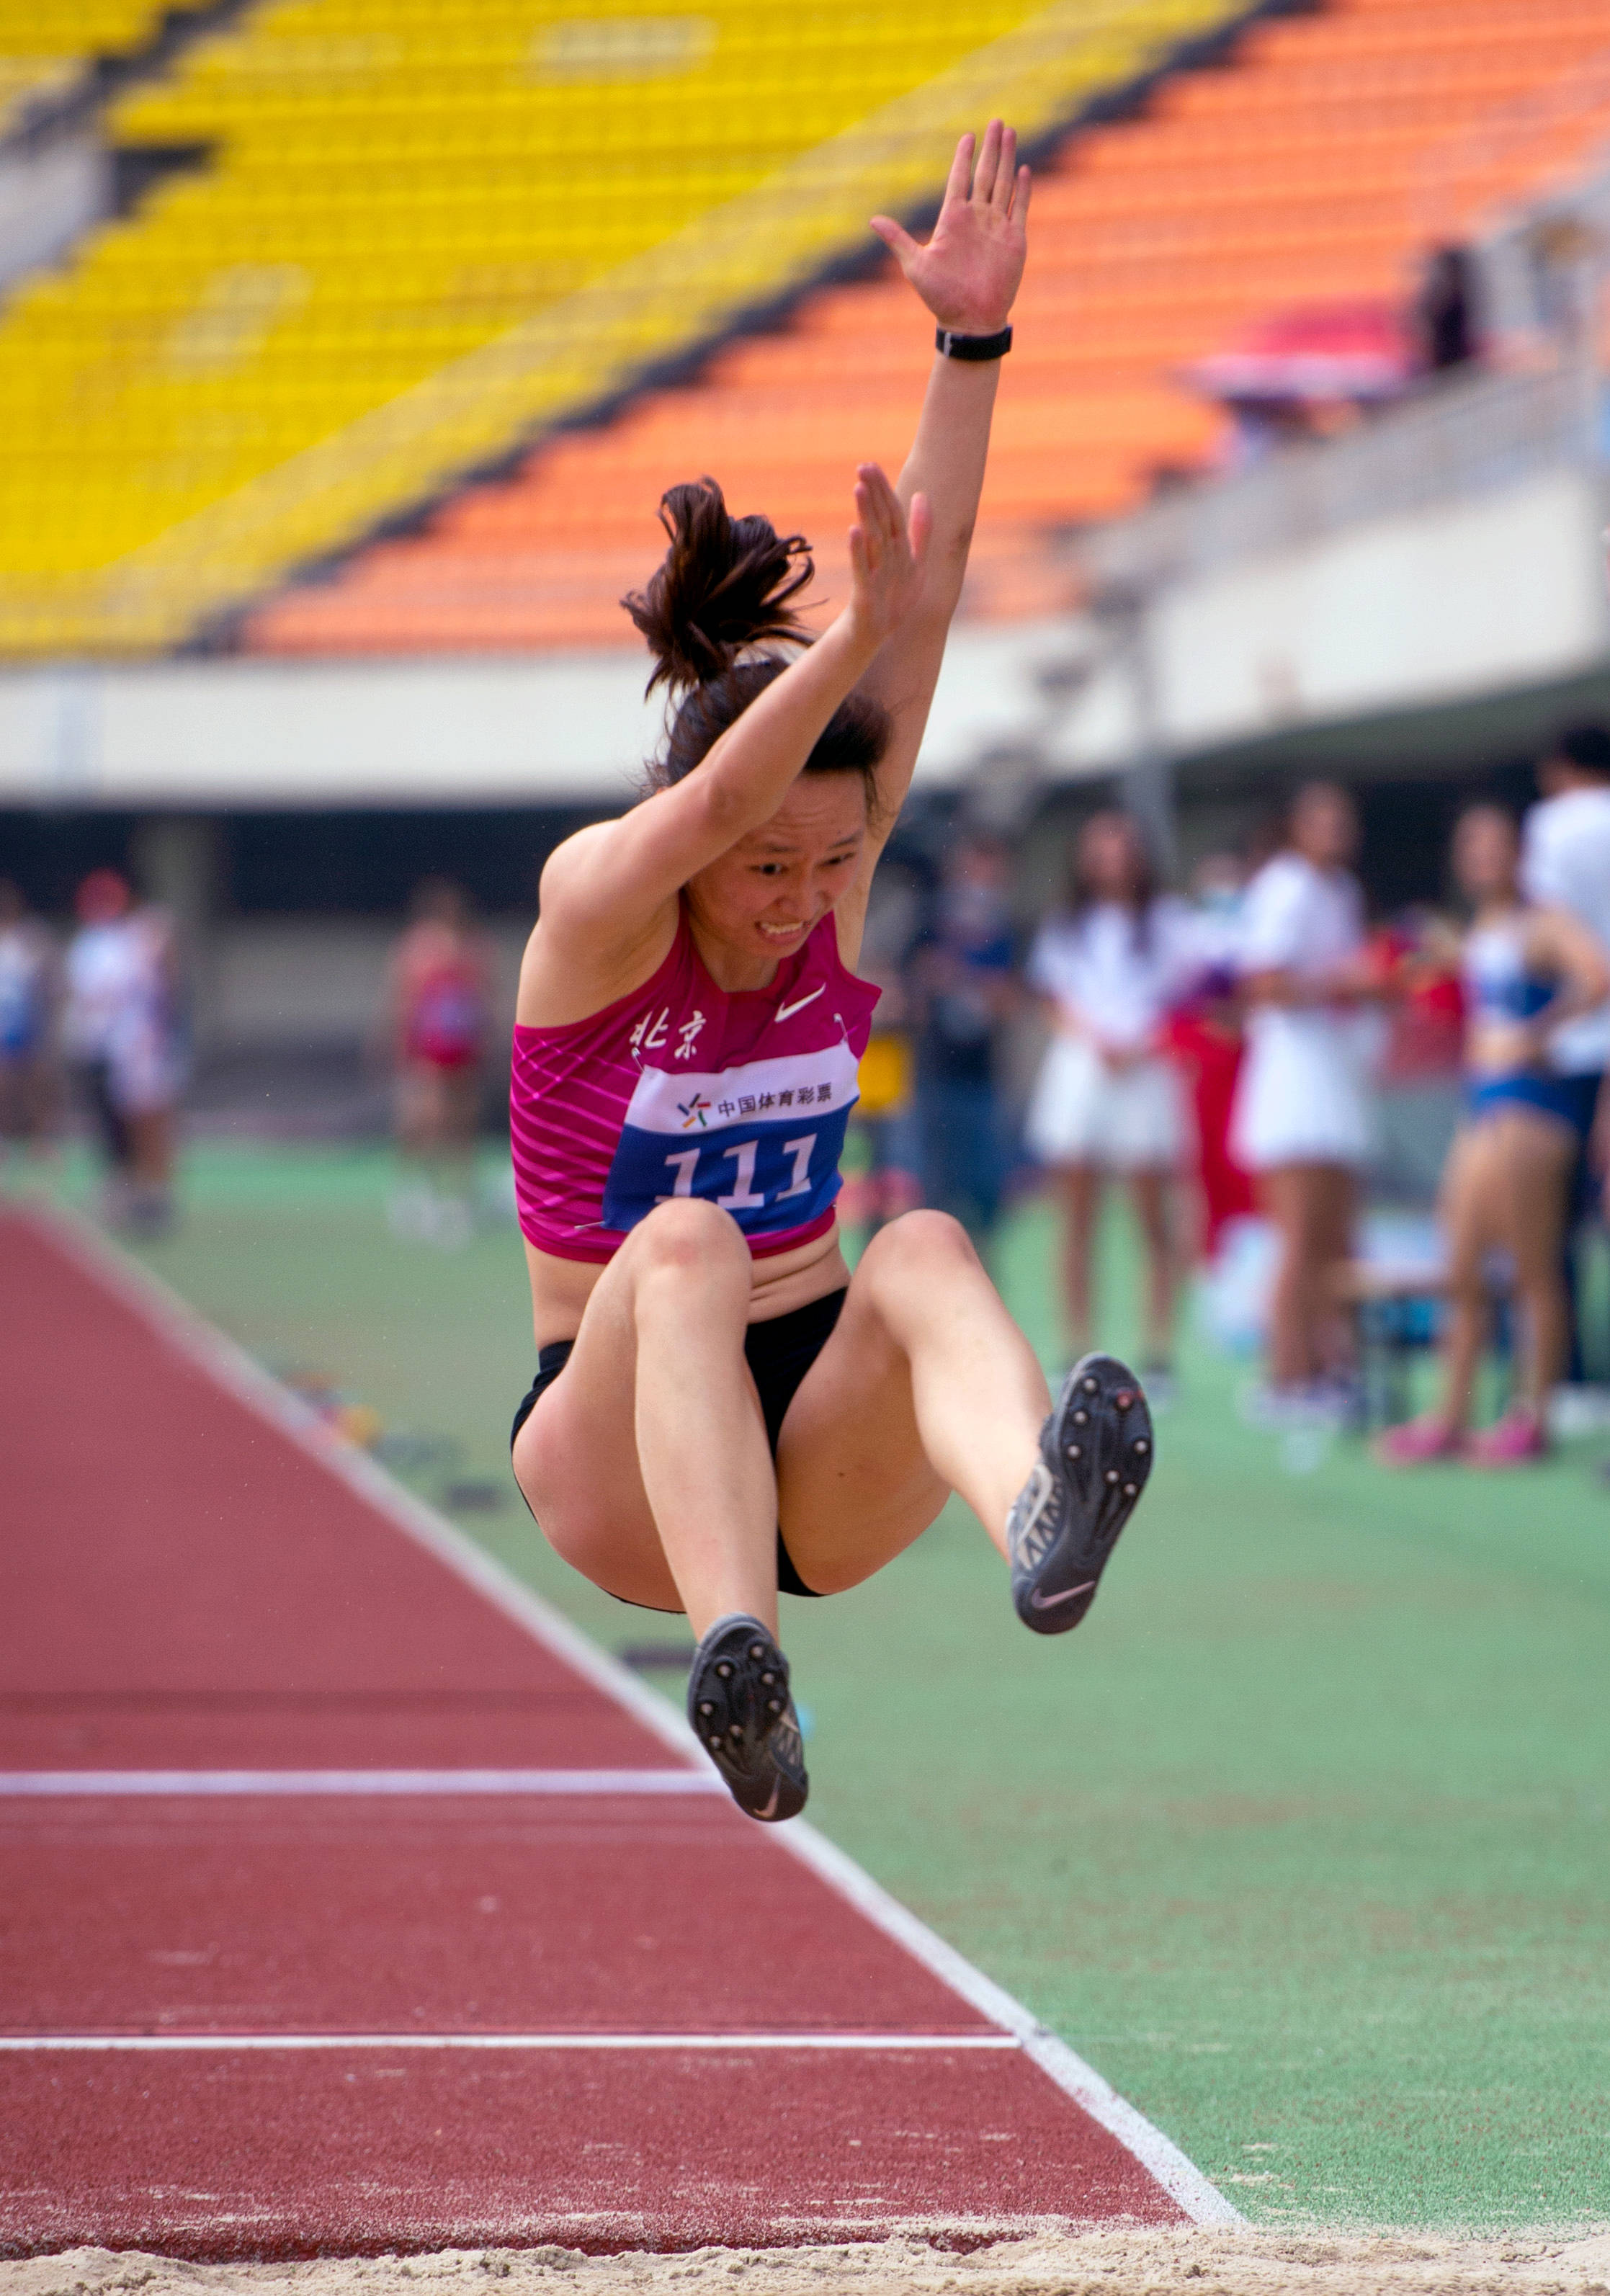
[15, 1141, 1610, 2236]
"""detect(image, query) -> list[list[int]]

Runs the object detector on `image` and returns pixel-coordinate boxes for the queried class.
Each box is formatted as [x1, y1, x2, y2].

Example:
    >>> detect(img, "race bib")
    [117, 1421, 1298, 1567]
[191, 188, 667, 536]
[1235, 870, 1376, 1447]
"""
[600, 1043, 861, 1239]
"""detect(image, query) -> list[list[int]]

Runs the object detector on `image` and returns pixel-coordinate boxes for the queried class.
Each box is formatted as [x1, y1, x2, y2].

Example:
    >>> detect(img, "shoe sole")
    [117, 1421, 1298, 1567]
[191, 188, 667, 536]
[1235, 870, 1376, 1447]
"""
[687, 1615, 808, 1823]
[1015, 1352, 1153, 1635]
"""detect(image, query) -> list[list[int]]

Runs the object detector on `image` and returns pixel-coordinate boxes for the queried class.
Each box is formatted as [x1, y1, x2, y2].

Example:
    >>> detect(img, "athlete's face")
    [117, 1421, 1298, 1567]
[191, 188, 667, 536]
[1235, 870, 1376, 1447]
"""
[685, 774, 869, 981]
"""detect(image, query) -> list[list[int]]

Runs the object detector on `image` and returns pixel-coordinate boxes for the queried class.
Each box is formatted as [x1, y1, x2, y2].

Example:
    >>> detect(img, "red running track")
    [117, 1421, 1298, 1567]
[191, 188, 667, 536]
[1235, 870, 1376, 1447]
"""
[0, 1205, 1225, 2257]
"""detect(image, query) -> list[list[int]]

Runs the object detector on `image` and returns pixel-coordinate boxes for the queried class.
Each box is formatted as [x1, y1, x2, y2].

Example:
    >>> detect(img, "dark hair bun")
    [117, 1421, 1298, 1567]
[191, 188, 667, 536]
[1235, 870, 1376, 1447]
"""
[622, 476, 813, 694]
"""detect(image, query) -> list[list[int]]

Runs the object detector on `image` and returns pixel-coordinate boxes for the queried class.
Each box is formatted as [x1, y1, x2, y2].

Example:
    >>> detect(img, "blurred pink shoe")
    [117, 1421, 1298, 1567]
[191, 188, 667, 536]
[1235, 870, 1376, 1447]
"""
[1467, 1411, 1547, 1467]
[1374, 1414, 1465, 1466]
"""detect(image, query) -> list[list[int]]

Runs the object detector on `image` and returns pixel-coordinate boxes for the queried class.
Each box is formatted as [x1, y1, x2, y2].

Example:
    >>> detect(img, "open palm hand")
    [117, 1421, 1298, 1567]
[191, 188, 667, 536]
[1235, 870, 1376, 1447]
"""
[871, 120, 1029, 336]
[846, 462, 931, 645]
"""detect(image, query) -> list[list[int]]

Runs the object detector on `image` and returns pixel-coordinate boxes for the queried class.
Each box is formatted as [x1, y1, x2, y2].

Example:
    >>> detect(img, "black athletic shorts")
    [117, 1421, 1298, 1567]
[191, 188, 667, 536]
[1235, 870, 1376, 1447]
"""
[509, 1285, 847, 1606]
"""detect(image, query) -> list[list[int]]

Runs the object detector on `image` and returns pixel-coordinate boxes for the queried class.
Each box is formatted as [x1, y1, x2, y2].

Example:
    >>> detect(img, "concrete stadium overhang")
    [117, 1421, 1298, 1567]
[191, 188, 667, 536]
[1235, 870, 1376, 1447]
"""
[0, 622, 1075, 813]
[1047, 462, 1610, 790]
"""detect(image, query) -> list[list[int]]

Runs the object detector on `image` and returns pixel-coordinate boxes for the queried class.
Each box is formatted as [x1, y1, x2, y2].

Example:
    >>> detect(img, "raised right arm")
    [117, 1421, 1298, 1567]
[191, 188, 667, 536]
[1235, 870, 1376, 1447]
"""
[518, 466, 928, 1023]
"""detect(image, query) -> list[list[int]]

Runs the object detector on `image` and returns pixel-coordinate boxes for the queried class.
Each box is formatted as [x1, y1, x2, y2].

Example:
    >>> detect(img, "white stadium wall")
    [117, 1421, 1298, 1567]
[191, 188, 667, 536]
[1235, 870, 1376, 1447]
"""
[1050, 463, 1610, 777]
[0, 624, 1074, 813]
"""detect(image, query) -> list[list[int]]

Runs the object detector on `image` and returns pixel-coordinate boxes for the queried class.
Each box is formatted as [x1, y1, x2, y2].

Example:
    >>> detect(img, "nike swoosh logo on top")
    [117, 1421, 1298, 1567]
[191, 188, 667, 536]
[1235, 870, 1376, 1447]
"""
[1029, 1580, 1096, 1610]
[775, 985, 825, 1024]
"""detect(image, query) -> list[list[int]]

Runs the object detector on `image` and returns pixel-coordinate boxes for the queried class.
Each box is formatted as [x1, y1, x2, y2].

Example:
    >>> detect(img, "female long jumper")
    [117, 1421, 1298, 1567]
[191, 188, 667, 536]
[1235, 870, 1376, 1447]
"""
[509, 124, 1153, 1823]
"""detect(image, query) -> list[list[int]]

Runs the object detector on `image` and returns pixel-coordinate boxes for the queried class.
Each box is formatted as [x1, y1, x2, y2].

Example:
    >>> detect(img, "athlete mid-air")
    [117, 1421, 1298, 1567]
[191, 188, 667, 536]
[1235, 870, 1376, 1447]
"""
[508, 122, 1153, 1822]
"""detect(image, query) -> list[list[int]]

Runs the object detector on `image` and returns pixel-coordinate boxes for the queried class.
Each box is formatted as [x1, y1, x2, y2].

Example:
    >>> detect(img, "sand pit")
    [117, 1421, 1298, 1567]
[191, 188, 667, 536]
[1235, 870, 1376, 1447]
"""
[7, 2231, 1610, 2296]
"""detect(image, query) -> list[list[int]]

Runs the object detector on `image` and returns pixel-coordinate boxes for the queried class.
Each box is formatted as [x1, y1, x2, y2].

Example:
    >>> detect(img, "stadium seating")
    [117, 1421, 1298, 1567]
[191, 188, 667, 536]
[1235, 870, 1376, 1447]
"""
[0, 2, 210, 138]
[244, 0, 1610, 656]
[0, 0, 1248, 657]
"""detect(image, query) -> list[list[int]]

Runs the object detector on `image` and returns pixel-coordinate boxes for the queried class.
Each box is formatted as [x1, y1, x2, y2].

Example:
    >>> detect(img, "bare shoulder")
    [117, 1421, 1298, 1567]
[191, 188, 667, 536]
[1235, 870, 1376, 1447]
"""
[536, 818, 622, 915]
[518, 824, 679, 1029]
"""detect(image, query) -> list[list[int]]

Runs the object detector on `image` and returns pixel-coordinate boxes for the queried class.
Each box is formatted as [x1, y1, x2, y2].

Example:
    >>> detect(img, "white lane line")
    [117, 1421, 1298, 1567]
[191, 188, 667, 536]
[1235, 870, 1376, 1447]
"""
[0, 1769, 722, 1797]
[25, 1202, 1240, 2230]
[0, 2032, 1019, 2053]
[772, 1821, 1240, 2228]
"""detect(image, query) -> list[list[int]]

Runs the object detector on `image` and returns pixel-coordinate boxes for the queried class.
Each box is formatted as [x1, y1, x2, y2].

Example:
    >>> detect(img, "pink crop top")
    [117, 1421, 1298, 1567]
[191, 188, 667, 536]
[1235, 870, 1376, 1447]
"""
[510, 906, 880, 1263]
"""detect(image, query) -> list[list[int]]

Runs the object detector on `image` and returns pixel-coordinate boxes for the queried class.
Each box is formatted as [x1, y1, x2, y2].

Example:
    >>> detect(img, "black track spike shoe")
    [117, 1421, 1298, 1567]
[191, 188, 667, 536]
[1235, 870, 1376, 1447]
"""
[687, 1613, 808, 1823]
[1008, 1353, 1153, 1635]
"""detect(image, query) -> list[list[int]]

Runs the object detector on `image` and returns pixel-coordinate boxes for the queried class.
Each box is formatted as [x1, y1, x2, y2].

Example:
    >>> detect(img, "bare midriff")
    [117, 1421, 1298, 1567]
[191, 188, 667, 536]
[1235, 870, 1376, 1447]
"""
[524, 1220, 850, 1352]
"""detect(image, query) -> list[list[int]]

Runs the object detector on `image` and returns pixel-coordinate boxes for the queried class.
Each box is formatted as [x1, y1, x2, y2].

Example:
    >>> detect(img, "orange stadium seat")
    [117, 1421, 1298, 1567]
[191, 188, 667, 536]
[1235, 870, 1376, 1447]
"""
[242, 0, 1610, 653]
[0, 0, 1258, 654]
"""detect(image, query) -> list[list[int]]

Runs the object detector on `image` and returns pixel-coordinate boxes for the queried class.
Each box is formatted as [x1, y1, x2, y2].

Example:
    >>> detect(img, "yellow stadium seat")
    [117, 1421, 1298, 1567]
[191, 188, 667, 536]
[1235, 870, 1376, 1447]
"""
[0, 0, 213, 134]
[0, 0, 1248, 654]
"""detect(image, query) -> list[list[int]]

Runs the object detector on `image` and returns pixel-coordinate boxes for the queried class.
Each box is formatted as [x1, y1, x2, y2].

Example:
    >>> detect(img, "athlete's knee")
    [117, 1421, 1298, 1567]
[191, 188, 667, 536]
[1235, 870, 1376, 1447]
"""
[532, 1497, 623, 1587]
[627, 1196, 749, 1287]
[862, 1206, 980, 1287]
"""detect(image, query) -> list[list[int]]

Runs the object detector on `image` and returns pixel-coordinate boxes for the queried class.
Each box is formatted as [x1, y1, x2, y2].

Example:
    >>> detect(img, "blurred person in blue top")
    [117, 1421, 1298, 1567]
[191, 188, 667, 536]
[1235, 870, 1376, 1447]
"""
[1377, 803, 1609, 1468]
[1024, 811, 1201, 1394]
[0, 879, 62, 1161]
[910, 831, 1018, 1247]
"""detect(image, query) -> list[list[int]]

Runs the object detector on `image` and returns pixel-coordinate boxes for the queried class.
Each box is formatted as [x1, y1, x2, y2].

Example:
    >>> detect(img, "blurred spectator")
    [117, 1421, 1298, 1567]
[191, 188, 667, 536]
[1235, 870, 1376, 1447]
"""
[0, 879, 63, 1160]
[1189, 301, 1415, 471]
[1023, 812, 1197, 1389]
[842, 859, 922, 1236]
[1414, 245, 1480, 375]
[1161, 852, 1256, 1260]
[1375, 906, 1465, 1082]
[1220, 393, 1319, 473]
[1527, 214, 1600, 354]
[1521, 722, 1610, 1373]
[1232, 783, 1389, 1416]
[1521, 723, 1610, 1110]
[386, 878, 494, 1247]
[64, 869, 184, 1234]
[910, 834, 1018, 1249]
[1377, 806, 1610, 1468]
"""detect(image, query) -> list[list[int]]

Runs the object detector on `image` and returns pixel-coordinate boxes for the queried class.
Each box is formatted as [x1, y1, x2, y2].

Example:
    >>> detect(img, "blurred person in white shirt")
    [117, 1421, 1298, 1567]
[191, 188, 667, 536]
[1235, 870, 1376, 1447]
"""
[1024, 811, 1199, 1391]
[65, 869, 184, 1233]
[1232, 783, 1390, 1415]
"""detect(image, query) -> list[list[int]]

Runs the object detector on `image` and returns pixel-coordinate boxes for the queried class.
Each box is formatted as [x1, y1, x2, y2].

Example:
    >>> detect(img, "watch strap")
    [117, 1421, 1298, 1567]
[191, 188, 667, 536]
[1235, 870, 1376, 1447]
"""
[935, 323, 1013, 362]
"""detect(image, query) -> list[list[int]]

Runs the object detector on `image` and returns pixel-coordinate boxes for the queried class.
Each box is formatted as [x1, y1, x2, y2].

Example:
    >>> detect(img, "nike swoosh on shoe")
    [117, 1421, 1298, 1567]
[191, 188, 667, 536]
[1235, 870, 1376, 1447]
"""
[1030, 1579, 1096, 1609]
[1009, 1353, 1153, 1636]
[686, 1612, 808, 1823]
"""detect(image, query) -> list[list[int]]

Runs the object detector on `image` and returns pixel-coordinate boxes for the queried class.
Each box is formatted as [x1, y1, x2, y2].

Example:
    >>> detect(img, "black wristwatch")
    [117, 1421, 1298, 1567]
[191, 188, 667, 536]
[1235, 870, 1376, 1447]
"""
[935, 323, 1013, 361]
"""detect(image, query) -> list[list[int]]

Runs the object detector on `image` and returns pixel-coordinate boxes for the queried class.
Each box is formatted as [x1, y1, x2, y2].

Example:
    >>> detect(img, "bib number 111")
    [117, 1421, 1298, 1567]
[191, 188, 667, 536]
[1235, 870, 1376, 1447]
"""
[657, 1133, 817, 1212]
